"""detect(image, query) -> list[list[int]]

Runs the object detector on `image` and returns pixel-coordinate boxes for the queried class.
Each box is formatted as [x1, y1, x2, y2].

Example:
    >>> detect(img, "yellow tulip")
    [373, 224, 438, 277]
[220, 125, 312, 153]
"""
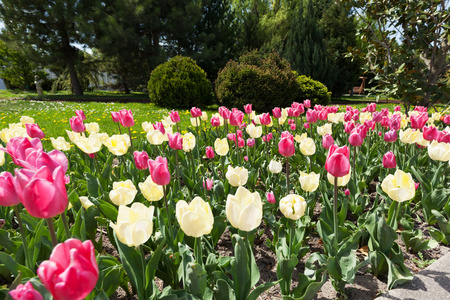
[146, 129, 165, 145]
[20, 116, 35, 125]
[109, 180, 137, 206]
[279, 194, 307, 220]
[427, 140, 450, 162]
[246, 123, 263, 139]
[85, 122, 100, 134]
[50, 137, 71, 151]
[327, 167, 351, 186]
[74, 133, 103, 154]
[182, 132, 196, 152]
[268, 160, 282, 174]
[299, 171, 320, 192]
[381, 169, 415, 202]
[139, 176, 164, 201]
[226, 186, 262, 231]
[300, 138, 316, 156]
[79, 196, 95, 209]
[399, 128, 420, 144]
[104, 134, 131, 156]
[176, 197, 214, 237]
[226, 166, 248, 187]
[214, 138, 229, 156]
[0, 146, 5, 166]
[317, 123, 332, 136]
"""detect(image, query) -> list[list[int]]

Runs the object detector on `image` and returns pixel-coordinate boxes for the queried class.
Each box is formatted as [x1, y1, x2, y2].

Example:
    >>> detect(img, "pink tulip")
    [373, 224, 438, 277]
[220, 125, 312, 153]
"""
[227, 133, 236, 142]
[88, 153, 96, 159]
[26, 123, 45, 139]
[69, 116, 85, 133]
[119, 109, 134, 127]
[372, 112, 382, 123]
[0, 172, 21, 207]
[244, 156, 248, 161]
[267, 191, 276, 204]
[394, 106, 401, 112]
[153, 122, 165, 134]
[443, 115, 450, 125]
[303, 99, 311, 108]
[318, 110, 328, 121]
[322, 134, 334, 150]
[287, 108, 295, 117]
[382, 151, 396, 169]
[367, 103, 377, 113]
[9, 282, 43, 300]
[348, 130, 364, 147]
[344, 122, 355, 134]
[415, 106, 427, 113]
[236, 129, 243, 138]
[75, 110, 86, 121]
[205, 146, 215, 159]
[304, 122, 310, 129]
[4, 137, 43, 168]
[210, 116, 221, 127]
[244, 104, 252, 114]
[384, 130, 398, 143]
[190, 107, 202, 118]
[344, 189, 350, 196]
[325, 144, 351, 178]
[15, 166, 68, 219]
[237, 137, 245, 148]
[38, 239, 99, 300]
[423, 126, 439, 141]
[291, 102, 300, 109]
[364, 119, 375, 131]
[410, 112, 428, 129]
[389, 117, 400, 131]
[259, 113, 272, 125]
[438, 131, 450, 143]
[148, 156, 171, 186]
[306, 109, 318, 123]
[415, 182, 420, 190]
[203, 178, 213, 191]
[361, 107, 368, 113]
[134, 151, 149, 170]
[21, 149, 69, 174]
[247, 138, 255, 147]
[262, 133, 273, 142]
[218, 106, 230, 119]
[381, 116, 390, 128]
[278, 131, 295, 157]
[272, 107, 282, 119]
[229, 110, 244, 126]
[170, 111, 180, 123]
[344, 112, 352, 122]
[111, 111, 121, 123]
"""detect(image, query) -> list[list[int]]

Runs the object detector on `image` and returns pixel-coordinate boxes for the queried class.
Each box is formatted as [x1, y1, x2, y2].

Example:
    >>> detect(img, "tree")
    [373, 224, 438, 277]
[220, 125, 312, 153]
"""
[0, 0, 88, 95]
[0, 40, 36, 89]
[342, 0, 450, 110]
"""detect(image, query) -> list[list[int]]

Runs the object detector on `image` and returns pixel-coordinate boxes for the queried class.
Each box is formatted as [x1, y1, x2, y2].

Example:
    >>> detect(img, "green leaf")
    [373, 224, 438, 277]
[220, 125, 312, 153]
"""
[0, 252, 34, 279]
[145, 238, 166, 294]
[86, 172, 100, 198]
[214, 279, 236, 300]
[185, 262, 207, 298]
[247, 281, 280, 300]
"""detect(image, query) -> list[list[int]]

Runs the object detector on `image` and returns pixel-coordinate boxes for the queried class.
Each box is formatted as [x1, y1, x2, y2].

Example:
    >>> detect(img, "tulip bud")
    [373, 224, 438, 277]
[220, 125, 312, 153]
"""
[237, 137, 245, 148]
[345, 189, 350, 196]
[415, 182, 420, 190]
[119, 109, 134, 127]
[177, 197, 214, 237]
[205, 146, 215, 159]
[244, 104, 252, 114]
[247, 138, 255, 147]
[279, 194, 307, 220]
[268, 160, 282, 174]
[278, 131, 295, 157]
[230, 110, 244, 126]
[203, 179, 213, 191]
[382, 151, 397, 168]
[322, 134, 334, 150]
[69, 116, 85, 133]
[133, 151, 149, 170]
[325, 144, 350, 177]
[226, 186, 262, 231]
[244, 155, 248, 161]
[304, 122, 310, 129]
[169, 111, 180, 123]
[267, 191, 276, 204]
[148, 156, 171, 185]
[26, 123, 45, 139]
[9, 282, 43, 300]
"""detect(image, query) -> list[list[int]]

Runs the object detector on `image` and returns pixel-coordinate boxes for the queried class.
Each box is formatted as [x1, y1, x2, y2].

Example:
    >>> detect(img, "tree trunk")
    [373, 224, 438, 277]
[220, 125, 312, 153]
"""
[66, 56, 84, 96]
[122, 76, 130, 94]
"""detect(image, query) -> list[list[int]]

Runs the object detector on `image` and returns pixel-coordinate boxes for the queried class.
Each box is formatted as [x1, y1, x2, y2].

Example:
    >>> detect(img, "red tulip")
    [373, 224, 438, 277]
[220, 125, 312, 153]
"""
[170, 111, 180, 123]
[26, 123, 45, 139]
[344, 122, 355, 134]
[278, 131, 295, 157]
[148, 156, 171, 186]
[38, 239, 99, 300]
[272, 107, 282, 119]
[205, 146, 215, 159]
[244, 104, 252, 114]
[15, 166, 68, 219]
[259, 113, 272, 125]
[134, 151, 149, 170]
[75, 110, 86, 121]
[303, 99, 311, 108]
[348, 130, 364, 147]
[438, 131, 450, 143]
[247, 138, 255, 147]
[290, 124, 296, 131]
[380, 116, 390, 128]
[322, 134, 334, 150]
[296, 104, 305, 114]
[384, 130, 398, 143]
[318, 110, 328, 121]
[382, 151, 396, 169]
[267, 191, 276, 204]
[444, 115, 450, 125]
[0, 172, 20, 207]
[229, 110, 244, 126]
[372, 112, 382, 123]
[325, 144, 350, 177]
[344, 112, 352, 122]
[367, 103, 377, 112]
[344, 189, 350, 196]
[304, 122, 310, 129]
[190, 107, 202, 118]
[9, 282, 43, 300]
[237, 137, 245, 148]
[211, 116, 221, 127]
[218, 106, 230, 119]
[306, 109, 318, 123]
[394, 106, 401, 112]
[111, 111, 121, 123]
[410, 112, 428, 129]
[69, 116, 85, 133]
[423, 126, 439, 142]
[119, 109, 134, 127]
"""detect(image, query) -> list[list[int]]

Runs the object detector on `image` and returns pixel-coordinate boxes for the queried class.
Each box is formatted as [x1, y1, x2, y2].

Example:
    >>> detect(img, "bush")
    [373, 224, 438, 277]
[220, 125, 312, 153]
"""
[148, 56, 213, 109]
[296, 74, 331, 106]
[215, 51, 299, 113]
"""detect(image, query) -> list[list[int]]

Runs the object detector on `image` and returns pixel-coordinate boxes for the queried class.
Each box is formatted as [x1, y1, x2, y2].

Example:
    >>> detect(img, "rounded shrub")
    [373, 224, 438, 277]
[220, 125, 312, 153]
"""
[148, 56, 213, 109]
[296, 74, 331, 106]
[215, 51, 299, 113]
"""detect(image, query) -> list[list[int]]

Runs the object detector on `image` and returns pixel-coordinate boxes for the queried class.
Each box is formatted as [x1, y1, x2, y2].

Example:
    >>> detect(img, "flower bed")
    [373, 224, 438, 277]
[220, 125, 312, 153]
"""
[0, 101, 449, 300]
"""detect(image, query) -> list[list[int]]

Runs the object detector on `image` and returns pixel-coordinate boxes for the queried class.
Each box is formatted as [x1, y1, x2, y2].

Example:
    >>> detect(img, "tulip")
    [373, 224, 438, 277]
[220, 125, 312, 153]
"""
[111, 111, 121, 123]
[345, 189, 350, 196]
[279, 194, 307, 220]
[325, 144, 350, 178]
[25, 123, 45, 139]
[109, 180, 137, 206]
[399, 128, 420, 144]
[226, 166, 248, 187]
[427, 140, 450, 162]
[211, 116, 221, 127]
[20, 116, 35, 125]
[0, 147, 4, 166]
[306, 109, 318, 123]
[182, 132, 196, 152]
[218, 106, 230, 119]
[394, 106, 401, 112]
[5, 137, 42, 167]
[148, 156, 171, 186]
[110, 203, 155, 247]
[104, 134, 131, 155]
[423, 126, 439, 142]
[438, 130, 450, 143]
[74, 133, 104, 154]
[139, 176, 164, 201]
[237, 137, 245, 148]
[226, 186, 262, 231]
[201, 111, 208, 121]
[229, 110, 244, 126]
[203, 178, 214, 191]
[317, 123, 332, 136]
[9, 282, 43, 300]
[214, 138, 229, 156]
[384, 130, 398, 143]
[299, 171, 320, 192]
[246, 123, 263, 138]
[205, 146, 215, 159]
[146, 129, 165, 145]
[348, 130, 364, 147]
[303, 99, 311, 108]
[364, 119, 375, 131]
[389, 117, 401, 131]
[320, 134, 333, 150]
[304, 122, 310, 129]
[367, 103, 376, 112]
[79, 196, 95, 210]
[37, 239, 99, 300]
[259, 113, 272, 125]
[133, 151, 149, 170]
[176, 197, 214, 238]
[268, 160, 282, 174]
[415, 182, 420, 190]
[272, 107, 282, 119]
[327, 167, 352, 186]
[0, 172, 20, 207]
[267, 191, 276, 204]
[410, 112, 428, 129]
[296, 104, 305, 115]
[318, 110, 328, 121]
[15, 166, 68, 219]
[381, 169, 415, 202]
[300, 137, 316, 156]
[119, 109, 134, 127]
[243, 104, 252, 114]
[167, 133, 183, 150]
[170, 110, 180, 123]
[381, 116, 390, 128]
[263, 133, 273, 142]
[444, 115, 450, 125]
[75, 109, 86, 121]
[153, 122, 165, 134]
[372, 112, 382, 123]
[84, 122, 100, 135]
[69, 116, 85, 133]
[278, 131, 295, 157]
[383, 151, 397, 168]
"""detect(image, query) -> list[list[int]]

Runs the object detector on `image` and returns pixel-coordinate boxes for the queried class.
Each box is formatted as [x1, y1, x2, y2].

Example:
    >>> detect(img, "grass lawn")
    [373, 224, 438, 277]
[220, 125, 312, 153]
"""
[0, 89, 403, 147]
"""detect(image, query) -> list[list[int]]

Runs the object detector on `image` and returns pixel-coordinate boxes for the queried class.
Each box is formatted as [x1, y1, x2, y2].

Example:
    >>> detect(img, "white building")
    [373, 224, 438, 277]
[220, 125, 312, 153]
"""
[0, 78, 6, 90]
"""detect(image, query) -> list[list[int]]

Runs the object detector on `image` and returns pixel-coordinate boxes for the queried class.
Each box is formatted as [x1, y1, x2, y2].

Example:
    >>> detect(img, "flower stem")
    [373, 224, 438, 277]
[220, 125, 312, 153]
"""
[46, 218, 58, 247]
[117, 123, 122, 134]
[194, 237, 203, 267]
[286, 157, 290, 194]
[163, 186, 172, 240]
[139, 245, 147, 299]
[353, 146, 357, 184]
[61, 212, 71, 239]
[235, 125, 240, 165]
[333, 176, 339, 248]
[128, 127, 134, 155]
[14, 206, 32, 270]
[175, 150, 181, 190]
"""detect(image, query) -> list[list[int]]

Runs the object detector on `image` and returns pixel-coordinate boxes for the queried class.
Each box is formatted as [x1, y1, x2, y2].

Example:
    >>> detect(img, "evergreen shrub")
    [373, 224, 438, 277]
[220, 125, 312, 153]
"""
[296, 74, 331, 106]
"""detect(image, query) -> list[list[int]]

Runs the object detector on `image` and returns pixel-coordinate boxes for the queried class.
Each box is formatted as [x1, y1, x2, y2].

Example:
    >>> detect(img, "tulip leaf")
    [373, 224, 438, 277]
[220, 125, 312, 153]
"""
[276, 252, 298, 295]
[145, 237, 166, 294]
[0, 252, 34, 279]
[96, 199, 118, 222]
[0, 229, 19, 254]
[95, 255, 125, 297]
[247, 280, 280, 300]
[211, 215, 226, 247]
[214, 279, 236, 300]
[290, 272, 327, 300]
[185, 262, 207, 298]
[86, 172, 100, 198]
